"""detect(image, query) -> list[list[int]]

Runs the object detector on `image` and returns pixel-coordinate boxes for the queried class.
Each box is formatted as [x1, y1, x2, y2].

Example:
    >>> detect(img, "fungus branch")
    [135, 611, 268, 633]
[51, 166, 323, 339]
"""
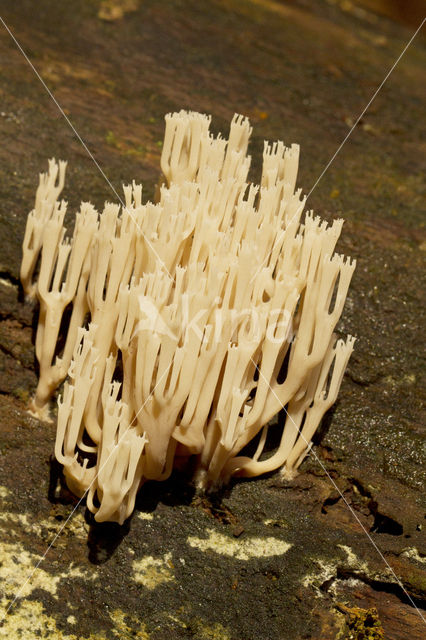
[21, 111, 356, 523]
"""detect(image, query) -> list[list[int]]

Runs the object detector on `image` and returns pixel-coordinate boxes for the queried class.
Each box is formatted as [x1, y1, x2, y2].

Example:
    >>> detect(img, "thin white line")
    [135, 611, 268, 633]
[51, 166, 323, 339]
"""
[250, 16, 425, 284]
[5, 362, 171, 613]
[0, 15, 173, 282]
[251, 357, 426, 623]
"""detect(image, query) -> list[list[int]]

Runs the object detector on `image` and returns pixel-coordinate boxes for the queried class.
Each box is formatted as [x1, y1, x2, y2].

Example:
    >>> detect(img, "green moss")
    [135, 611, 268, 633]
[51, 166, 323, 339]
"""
[105, 130, 120, 148]
[125, 145, 147, 157]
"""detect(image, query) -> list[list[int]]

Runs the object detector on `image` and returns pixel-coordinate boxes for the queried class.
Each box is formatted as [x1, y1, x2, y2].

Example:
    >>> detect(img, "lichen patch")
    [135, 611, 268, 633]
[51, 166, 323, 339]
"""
[0, 485, 11, 500]
[137, 512, 154, 521]
[0, 541, 96, 600]
[302, 558, 337, 590]
[401, 547, 426, 565]
[187, 529, 292, 560]
[38, 511, 88, 541]
[302, 547, 370, 593]
[0, 507, 87, 543]
[132, 552, 174, 589]
[0, 512, 41, 536]
[0, 599, 105, 639]
[187, 618, 231, 640]
[109, 608, 150, 638]
[338, 544, 369, 574]
[0, 543, 60, 599]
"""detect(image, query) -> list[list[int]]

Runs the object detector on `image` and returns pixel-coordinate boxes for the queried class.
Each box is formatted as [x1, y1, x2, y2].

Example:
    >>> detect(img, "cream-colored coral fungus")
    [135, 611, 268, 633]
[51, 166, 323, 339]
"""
[21, 111, 356, 523]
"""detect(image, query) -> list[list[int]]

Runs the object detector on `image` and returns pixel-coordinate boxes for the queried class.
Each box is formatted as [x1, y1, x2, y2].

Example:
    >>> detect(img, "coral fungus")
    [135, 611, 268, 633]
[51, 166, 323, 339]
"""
[21, 111, 355, 523]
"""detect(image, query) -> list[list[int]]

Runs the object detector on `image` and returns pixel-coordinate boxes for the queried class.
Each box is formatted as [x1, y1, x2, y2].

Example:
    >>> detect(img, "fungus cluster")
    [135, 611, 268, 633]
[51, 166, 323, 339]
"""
[21, 111, 355, 523]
